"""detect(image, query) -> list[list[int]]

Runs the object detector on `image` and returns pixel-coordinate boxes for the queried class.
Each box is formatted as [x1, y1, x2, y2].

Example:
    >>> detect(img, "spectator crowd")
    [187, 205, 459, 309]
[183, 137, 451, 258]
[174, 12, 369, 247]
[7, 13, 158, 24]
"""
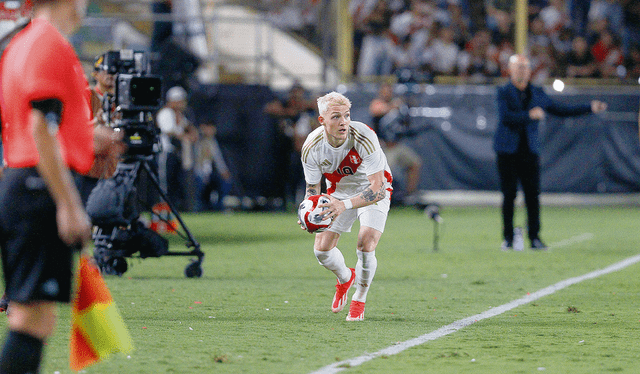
[349, 0, 640, 83]
[251, 0, 640, 83]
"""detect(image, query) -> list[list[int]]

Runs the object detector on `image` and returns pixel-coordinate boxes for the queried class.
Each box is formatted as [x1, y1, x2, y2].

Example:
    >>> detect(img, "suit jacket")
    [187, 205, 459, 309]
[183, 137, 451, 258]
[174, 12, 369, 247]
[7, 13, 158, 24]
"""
[493, 82, 592, 155]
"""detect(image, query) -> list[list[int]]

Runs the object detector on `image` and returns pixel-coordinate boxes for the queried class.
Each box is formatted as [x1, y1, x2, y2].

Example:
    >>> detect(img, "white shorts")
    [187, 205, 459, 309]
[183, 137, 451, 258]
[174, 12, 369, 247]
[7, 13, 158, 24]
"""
[327, 197, 390, 234]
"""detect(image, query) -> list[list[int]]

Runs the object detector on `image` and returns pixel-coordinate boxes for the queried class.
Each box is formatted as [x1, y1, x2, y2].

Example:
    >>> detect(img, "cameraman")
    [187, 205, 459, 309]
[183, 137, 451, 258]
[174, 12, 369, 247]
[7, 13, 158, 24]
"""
[157, 86, 199, 211]
[75, 54, 126, 205]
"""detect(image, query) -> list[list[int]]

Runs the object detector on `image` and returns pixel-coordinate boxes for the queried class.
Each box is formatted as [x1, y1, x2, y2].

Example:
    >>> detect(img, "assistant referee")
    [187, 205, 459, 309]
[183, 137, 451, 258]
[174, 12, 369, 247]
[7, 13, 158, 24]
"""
[0, 1, 95, 372]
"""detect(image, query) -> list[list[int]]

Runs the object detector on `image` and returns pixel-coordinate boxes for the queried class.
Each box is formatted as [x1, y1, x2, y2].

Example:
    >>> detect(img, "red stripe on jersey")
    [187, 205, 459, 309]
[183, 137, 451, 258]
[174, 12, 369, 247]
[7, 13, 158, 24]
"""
[323, 148, 362, 195]
[384, 170, 394, 197]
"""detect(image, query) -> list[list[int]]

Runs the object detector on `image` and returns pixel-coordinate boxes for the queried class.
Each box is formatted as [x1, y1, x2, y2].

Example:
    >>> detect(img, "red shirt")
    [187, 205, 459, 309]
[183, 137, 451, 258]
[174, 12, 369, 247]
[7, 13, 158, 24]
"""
[1, 19, 94, 174]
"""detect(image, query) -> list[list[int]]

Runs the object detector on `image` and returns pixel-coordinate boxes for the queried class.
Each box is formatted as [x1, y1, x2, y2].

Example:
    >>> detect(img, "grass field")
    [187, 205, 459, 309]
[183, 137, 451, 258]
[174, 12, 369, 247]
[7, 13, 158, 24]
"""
[1, 204, 640, 373]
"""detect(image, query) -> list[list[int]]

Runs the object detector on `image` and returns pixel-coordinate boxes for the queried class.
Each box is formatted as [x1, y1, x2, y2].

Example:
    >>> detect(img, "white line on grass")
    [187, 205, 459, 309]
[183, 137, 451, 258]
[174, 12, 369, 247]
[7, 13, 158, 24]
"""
[310, 253, 640, 374]
[550, 233, 594, 249]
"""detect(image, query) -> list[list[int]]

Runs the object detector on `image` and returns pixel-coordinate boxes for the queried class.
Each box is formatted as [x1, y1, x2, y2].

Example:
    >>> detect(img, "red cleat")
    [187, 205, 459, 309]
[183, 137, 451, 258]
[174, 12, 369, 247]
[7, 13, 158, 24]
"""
[331, 268, 355, 313]
[346, 300, 365, 321]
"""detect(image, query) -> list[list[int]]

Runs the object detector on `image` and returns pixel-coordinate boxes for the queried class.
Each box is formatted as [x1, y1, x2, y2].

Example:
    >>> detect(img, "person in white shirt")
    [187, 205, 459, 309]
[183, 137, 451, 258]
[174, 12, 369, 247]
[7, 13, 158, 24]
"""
[299, 91, 393, 321]
[156, 86, 198, 211]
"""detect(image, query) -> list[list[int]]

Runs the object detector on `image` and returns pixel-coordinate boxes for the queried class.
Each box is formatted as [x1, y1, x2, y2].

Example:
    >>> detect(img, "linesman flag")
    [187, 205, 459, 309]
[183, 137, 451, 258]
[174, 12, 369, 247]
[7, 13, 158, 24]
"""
[70, 256, 134, 371]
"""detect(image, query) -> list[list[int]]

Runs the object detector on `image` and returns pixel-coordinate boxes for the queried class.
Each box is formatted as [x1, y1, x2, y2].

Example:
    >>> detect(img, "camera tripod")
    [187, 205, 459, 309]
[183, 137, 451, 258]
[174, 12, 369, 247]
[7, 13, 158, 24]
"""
[88, 154, 204, 278]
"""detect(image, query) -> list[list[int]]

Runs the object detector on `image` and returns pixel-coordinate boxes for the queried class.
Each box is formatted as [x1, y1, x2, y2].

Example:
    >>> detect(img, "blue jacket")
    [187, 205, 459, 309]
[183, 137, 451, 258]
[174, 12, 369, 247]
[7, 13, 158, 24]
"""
[493, 82, 592, 155]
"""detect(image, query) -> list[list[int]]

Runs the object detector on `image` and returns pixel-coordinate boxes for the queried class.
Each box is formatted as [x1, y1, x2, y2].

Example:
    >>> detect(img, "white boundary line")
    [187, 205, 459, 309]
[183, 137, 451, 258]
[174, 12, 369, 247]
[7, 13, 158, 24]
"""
[310, 253, 640, 374]
[550, 233, 594, 249]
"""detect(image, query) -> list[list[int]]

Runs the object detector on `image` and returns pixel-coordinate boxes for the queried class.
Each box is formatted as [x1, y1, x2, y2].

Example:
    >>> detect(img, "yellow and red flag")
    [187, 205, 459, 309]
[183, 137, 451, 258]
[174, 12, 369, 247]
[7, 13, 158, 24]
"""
[70, 256, 134, 371]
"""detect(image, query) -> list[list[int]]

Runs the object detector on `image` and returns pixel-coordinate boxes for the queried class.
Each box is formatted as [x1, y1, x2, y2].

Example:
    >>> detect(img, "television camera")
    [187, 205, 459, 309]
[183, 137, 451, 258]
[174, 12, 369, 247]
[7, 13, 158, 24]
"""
[86, 50, 204, 278]
[98, 49, 162, 156]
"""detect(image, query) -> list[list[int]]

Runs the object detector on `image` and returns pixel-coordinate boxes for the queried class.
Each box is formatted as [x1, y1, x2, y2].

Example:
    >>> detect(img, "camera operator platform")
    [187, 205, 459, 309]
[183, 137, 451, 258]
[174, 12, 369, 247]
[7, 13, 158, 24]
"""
[86, 50, 204, 278]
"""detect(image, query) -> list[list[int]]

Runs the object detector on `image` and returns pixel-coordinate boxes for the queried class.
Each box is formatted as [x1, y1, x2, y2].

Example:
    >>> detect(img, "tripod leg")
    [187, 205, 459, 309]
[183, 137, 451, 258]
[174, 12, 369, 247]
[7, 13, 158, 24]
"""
[141, 160, 201, 252]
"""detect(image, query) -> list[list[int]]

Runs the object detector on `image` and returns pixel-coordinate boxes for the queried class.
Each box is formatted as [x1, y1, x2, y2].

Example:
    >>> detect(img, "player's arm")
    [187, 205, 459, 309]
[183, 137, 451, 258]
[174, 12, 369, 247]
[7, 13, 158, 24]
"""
[321, 170, 386, 220]
[297, 182, 322, 229]
[347, 170, 386, 209]
[31, 101, 91, 247]
[304, 182, 321, 199]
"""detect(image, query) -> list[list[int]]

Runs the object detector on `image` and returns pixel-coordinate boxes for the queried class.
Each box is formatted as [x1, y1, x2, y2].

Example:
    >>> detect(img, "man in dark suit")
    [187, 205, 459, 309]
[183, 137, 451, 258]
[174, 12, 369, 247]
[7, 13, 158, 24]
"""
[494, 54, 607, 251]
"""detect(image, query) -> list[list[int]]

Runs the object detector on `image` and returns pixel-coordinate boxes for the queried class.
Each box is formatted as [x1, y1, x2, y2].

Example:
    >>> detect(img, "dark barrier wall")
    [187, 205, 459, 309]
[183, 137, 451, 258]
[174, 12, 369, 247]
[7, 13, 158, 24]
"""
[190, 84, 640, 199]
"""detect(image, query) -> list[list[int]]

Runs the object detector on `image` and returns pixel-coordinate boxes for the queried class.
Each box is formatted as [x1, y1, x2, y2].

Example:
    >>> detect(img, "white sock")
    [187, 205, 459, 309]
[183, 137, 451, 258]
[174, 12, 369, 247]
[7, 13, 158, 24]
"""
[352, 250, 377, 302]
[314, 247, 352, 284]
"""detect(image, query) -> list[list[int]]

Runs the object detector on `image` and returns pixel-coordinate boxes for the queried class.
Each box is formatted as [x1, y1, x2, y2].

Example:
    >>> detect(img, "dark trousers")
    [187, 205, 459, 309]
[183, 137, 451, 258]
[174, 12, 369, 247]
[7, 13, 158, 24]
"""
[497, 151, 541, 242]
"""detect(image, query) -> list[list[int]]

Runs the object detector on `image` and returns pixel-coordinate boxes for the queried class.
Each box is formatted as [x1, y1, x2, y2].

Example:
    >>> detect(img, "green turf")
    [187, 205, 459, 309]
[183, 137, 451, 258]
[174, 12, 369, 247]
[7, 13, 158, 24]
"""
[1, 204, 639, 373]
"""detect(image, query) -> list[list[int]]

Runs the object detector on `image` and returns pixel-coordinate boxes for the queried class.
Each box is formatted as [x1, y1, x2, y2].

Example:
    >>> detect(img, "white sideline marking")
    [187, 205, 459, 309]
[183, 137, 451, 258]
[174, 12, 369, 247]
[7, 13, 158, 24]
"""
[310, 253, 640, 374]
[550, 233, 594, 249]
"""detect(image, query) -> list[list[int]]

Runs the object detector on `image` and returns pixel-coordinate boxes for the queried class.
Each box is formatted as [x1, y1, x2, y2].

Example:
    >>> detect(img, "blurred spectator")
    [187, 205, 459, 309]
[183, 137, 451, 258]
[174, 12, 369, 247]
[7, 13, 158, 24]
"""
[446, 0, 472, 47]
[589, 0, 624, 38]
[622, 0, 640, 55]
[157, 86, 199, 212]
[458, 29, 500, 80]
[566, 36, 598, 77]
[591, 29, 624, 77]
[194, 123, 232, 212]
[369, 82, 404, 133]
[484, 0, 514, 33]
[489, 2, 514, 47]
[586, 9, 614, 46]
[624, 44, 640, 79]
[390, 0, 436, 70]
[528, 0, 550, 17]
[466, 0, 487, 31]
[539, 0, 571, 37]
[424, 25, 460, 75]
[568, 0, 591, 36]
[350, 0, 382, 76]
[392, 36, 425, 82]
[529, 45, 554, 84]
[356, 0, 394, 77]
[369, 83, 422, 205]
[264, 82, 317, 208]
[529, 16, 551, 50]
[551, 26, 575, 75]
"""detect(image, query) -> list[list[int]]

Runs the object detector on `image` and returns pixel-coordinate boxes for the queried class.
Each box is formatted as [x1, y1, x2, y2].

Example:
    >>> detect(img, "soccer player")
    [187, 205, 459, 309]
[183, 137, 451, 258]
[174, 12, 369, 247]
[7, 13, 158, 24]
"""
[0, 0, 95, 372]
[299, 91, 393, 321]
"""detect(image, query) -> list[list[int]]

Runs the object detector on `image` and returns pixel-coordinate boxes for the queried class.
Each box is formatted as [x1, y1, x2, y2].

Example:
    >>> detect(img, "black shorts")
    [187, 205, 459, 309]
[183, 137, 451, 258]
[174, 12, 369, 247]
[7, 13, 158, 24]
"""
[0, 168, 76, 303]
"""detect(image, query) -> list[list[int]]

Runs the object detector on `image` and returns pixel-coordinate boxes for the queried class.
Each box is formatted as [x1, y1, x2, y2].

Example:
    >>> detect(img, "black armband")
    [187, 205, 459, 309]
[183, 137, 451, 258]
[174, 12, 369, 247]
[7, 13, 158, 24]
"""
[31, 98, 63, 132]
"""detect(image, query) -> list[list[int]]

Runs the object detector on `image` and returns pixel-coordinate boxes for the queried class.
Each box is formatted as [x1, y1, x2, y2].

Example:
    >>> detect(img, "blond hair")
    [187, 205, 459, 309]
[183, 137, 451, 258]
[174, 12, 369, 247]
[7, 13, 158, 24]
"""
[317, 91, 351, 116]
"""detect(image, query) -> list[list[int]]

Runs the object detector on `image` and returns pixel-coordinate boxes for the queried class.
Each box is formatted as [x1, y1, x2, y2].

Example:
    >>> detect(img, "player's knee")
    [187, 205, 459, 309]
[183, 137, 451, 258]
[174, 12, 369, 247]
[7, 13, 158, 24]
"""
[7, 302, 57, 339]
[314, 249, 331, 262]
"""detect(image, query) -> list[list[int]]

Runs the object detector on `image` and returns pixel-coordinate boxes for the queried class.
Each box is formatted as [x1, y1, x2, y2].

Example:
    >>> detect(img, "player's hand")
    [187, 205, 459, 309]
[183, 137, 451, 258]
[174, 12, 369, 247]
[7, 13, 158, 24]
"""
[591, 100, 607, 113]
[529, 107, 545, 120]
[318, 194, 345, 221]
[297, 219, 307, 231]
[57, 201, 92, 248]
[93, 125, 124, 156]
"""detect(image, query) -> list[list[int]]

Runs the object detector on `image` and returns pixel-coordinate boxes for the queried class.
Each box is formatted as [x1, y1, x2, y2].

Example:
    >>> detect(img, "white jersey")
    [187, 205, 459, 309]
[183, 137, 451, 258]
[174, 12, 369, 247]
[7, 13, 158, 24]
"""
[301, 121, 393, 200]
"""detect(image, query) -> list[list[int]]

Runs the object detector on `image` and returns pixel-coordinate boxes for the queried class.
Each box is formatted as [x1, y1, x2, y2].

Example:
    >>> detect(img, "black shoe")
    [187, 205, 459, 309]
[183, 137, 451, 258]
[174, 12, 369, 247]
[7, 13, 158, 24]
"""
[530, 238, 548, 251]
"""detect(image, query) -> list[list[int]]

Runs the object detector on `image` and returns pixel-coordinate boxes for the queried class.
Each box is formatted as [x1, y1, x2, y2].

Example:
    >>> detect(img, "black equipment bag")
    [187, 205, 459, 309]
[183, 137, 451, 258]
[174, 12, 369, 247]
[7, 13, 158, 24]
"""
[86, 171, 138, 226]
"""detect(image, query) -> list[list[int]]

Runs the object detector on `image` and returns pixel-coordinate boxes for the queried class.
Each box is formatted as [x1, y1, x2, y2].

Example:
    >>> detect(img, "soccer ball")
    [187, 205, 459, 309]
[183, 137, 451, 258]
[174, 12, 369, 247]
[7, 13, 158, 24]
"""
[298, 195, 332, 233]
